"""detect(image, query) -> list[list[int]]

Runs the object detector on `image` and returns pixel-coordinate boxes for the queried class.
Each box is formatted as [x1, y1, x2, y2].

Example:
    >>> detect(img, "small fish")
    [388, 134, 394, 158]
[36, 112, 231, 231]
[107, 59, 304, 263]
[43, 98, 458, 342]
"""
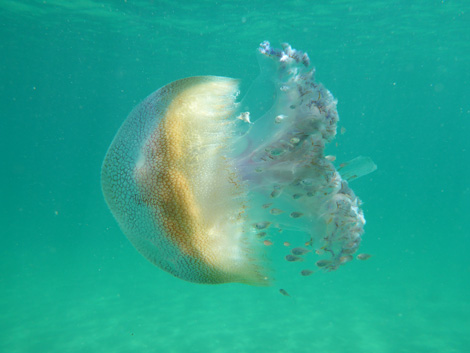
[325, 155, 336, 162]
[339, 255, 353, 264]
[316, 259, 331, 268]
[262, 203, 273, 209]
[285, 254, 304, 262]
[263, 240, 273, 246]
[254, 222, 271, 230]
[300, 269, 314, 276]
[283, 241, 291, 247]
[270, 208, 284, 215]
[301, 178, 313, 186]
[291, 247, 311, 256]
[290, 212, 303, 218]
[357, 253, 372, 260]
[256, 232, 267, 238]
[271, 189, 282, 198]
[292, 193, 303, 199]
[279, 289, 290, 296]
[290, 137, 300, 144]
[341, 126, 346, 134]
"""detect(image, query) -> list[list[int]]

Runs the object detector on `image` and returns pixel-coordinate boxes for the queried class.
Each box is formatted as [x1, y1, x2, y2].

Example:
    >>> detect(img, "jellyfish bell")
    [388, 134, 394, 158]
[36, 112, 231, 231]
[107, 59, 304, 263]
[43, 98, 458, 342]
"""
[101, 41, 376, 287]
[102, 76, 268, 286]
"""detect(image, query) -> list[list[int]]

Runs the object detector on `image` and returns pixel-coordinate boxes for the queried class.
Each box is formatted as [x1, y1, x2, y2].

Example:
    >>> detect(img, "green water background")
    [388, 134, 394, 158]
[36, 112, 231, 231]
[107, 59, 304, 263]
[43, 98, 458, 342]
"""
[1, 1, 469, 352]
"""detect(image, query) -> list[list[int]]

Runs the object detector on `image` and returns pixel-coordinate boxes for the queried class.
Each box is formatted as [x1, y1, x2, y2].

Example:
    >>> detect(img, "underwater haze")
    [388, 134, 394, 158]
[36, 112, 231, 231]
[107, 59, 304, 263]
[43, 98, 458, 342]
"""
[1, 1, 469, 352]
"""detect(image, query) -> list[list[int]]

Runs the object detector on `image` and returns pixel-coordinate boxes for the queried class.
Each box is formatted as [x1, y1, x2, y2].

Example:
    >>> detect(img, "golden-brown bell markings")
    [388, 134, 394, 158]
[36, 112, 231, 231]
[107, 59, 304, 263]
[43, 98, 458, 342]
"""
[356, 253, 372, 260]
[291, 247, 311, 256]
[283, 241, 291, 247]
[300, 269, 314, 276]
[136, 114, 204, 260]
[285, 254, 304, 262]
[263, 240, 273, 246]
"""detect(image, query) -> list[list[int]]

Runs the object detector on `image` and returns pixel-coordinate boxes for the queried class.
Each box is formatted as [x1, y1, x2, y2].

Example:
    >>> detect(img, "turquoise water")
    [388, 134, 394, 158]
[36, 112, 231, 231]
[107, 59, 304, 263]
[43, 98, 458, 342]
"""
[1, 1, 469, 352]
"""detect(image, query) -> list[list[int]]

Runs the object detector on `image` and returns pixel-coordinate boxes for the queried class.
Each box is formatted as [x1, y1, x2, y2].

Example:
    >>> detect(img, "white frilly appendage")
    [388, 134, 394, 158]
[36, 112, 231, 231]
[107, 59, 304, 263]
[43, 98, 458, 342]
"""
[235, 41, 376, 271]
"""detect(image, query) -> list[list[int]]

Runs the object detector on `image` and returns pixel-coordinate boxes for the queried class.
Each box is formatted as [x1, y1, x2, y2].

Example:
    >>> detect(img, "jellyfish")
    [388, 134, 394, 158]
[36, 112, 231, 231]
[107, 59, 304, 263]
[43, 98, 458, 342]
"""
[101, 41, 376, 286]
